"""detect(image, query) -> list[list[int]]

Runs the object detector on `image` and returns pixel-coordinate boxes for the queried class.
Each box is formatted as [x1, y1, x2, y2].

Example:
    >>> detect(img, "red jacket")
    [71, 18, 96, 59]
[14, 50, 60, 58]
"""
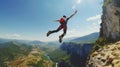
[60, 17, 66, 23]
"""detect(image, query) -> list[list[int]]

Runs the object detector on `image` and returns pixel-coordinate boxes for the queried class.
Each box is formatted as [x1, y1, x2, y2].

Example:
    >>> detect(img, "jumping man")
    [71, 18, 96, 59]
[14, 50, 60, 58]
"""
[47, 10, 77, 43]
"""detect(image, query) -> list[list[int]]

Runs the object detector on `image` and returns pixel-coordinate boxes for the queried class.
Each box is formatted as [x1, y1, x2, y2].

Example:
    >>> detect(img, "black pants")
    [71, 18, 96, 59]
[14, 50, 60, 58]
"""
[50, 25, 67, 37]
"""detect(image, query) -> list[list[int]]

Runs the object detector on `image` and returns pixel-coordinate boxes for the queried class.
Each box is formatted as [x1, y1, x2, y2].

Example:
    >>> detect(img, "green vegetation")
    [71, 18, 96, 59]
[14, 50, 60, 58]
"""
[27, 54, 52, 67]
[96, 37, 108, 46]
[39, 43, 59, 53]
[34, 60, 45, 67]
[0, 40, 56, 67]
[28, 58, 45, 67]
[92, 37, 109, 52]
[34, 55, 52, 67]
[48, 48, 70, 63]
[0, 41, 32, 66]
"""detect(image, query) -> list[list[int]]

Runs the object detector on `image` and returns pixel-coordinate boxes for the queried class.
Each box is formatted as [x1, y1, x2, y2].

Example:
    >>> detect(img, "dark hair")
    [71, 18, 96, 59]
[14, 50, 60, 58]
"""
[63, 15, 66, 18]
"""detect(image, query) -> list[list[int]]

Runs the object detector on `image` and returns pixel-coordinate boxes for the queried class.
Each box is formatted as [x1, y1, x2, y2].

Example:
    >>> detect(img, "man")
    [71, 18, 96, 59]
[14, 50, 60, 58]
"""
[47, 10, 77, 43]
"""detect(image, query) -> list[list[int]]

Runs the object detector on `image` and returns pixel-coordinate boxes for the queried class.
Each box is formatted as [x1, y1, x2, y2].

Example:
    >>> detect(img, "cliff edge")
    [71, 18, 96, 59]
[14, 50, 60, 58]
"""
[87, 0, 120, 67]
[100, 0, 120, 42]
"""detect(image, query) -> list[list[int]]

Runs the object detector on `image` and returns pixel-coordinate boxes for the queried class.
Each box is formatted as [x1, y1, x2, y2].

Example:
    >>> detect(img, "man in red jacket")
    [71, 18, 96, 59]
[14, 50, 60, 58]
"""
[47, 10, 77, 43]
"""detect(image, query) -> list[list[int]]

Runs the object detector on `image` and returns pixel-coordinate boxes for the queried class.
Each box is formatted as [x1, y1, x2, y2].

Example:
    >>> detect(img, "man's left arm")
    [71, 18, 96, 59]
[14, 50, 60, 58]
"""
[53, 20, 60, 22]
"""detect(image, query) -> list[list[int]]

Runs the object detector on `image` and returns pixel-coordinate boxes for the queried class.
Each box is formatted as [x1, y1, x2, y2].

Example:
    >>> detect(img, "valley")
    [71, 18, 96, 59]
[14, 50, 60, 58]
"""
[5, 48, 52, 67]
[0, 32, 98, 67]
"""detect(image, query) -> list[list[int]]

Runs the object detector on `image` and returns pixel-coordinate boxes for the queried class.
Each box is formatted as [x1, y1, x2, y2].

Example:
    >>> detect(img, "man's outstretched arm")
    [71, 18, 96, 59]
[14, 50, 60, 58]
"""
[53, 20, 60, 22]
[68, 10, 77, 19]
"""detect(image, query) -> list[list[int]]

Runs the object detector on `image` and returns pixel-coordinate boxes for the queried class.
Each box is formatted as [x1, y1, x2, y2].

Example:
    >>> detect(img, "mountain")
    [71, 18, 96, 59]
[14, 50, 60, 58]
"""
[63, 37, 77, 42]
[0, 41, 33, 66]
[0, 38, 31, 44]
[0, 38, 13, 44]
[87, 0, 120, 67]
[0, 38, 46, 45]
[28, 40, 45, 45]
[0, 41, 53, 67]
[71, 32, 99, 43]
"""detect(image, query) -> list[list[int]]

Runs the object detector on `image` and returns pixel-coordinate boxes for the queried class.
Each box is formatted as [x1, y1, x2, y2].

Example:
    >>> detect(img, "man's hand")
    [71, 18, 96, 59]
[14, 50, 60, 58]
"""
[75, 10, 77, 14]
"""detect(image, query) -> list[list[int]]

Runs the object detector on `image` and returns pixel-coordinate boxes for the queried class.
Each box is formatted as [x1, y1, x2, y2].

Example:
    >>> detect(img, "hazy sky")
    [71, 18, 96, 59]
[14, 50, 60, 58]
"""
[0, 0, 103, 42]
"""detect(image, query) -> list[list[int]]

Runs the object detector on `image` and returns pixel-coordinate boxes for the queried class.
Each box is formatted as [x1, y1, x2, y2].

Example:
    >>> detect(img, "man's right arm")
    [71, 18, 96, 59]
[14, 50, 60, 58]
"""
[68, 10, 77, 20]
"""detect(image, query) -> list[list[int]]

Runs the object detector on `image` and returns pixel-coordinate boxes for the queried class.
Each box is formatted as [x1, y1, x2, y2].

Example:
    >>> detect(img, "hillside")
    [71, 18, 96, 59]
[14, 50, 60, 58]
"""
[0, 41, 32, 66]
[71, 32, 99, 43]
[0, 41, 53, 67]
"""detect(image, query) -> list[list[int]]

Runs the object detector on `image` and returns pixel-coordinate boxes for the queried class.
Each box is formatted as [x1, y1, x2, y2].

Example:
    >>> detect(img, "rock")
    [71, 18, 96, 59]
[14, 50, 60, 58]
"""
[87, 0, 120, 67]
[87, 41, 120, 67]
[60, 42, 94, 67]
[100, 0, 120, 42]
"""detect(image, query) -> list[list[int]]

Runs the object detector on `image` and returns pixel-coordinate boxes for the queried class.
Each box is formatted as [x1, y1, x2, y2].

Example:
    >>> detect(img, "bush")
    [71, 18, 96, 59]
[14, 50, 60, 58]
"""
[91, 37, 108, 52]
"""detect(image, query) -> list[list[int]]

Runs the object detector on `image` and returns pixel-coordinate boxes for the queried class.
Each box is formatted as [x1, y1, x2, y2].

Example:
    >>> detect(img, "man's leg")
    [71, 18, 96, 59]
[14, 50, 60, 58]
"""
[59, 27, 67, 43]
[47, 25, 62, 37]
[47, 29, 59, 37]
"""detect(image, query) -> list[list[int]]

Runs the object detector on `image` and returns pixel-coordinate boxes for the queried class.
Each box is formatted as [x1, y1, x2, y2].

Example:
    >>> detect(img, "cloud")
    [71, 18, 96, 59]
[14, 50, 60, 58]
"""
[89, 19, 101, 32]
[86, 14, 101, 21]
[98, 20, 102, 24]
[0, 33, 22, 40]
[72, 0, 82, 9]
[67, 29, 76, 34]
[66, 29, 84, 38]
[6, 33, 21, 38]
[77, 0, 82, 4]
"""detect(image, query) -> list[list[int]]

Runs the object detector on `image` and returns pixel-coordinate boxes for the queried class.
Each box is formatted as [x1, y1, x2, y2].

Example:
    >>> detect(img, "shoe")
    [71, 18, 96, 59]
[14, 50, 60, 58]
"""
[47, 31, 51, 37]
[59, 36, 63, 43]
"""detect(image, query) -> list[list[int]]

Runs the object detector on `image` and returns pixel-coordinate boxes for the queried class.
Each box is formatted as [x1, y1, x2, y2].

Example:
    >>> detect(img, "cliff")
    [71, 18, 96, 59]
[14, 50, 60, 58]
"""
[87, 0, 120, 67]
[100, 0, 120, 42]
[87, 41, 120, 67]
[60, 42, 93, 67]
[61, 42, 93, 56]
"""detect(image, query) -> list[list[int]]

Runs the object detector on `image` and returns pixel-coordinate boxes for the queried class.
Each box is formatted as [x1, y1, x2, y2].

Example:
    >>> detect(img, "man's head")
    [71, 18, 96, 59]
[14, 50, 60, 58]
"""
[63, 15, 66, 18]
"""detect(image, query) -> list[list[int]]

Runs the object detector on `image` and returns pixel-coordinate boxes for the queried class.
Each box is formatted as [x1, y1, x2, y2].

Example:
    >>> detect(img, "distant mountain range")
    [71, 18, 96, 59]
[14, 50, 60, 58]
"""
[28, 40, 45, 45]
[0, 38, 45, 45]
[0, 38, 30, 44]
[70, 32, 99, 43]
[0, 32, 99, 45]
[0, 38, 60, 50]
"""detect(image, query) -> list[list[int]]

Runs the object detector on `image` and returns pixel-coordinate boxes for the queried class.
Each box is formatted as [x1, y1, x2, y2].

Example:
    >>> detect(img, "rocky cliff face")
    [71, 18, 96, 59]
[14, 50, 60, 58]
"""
[60, 42, 93, 67]
[100, 0, 120, 42]
[87, 0, 120, 67]
[87, 41, 120, 67]
[61, 42, 93, 56]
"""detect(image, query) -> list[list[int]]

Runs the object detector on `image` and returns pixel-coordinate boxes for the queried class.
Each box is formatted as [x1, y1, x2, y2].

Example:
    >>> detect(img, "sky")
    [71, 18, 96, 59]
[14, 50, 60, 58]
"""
[0, 0, 103, 42]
